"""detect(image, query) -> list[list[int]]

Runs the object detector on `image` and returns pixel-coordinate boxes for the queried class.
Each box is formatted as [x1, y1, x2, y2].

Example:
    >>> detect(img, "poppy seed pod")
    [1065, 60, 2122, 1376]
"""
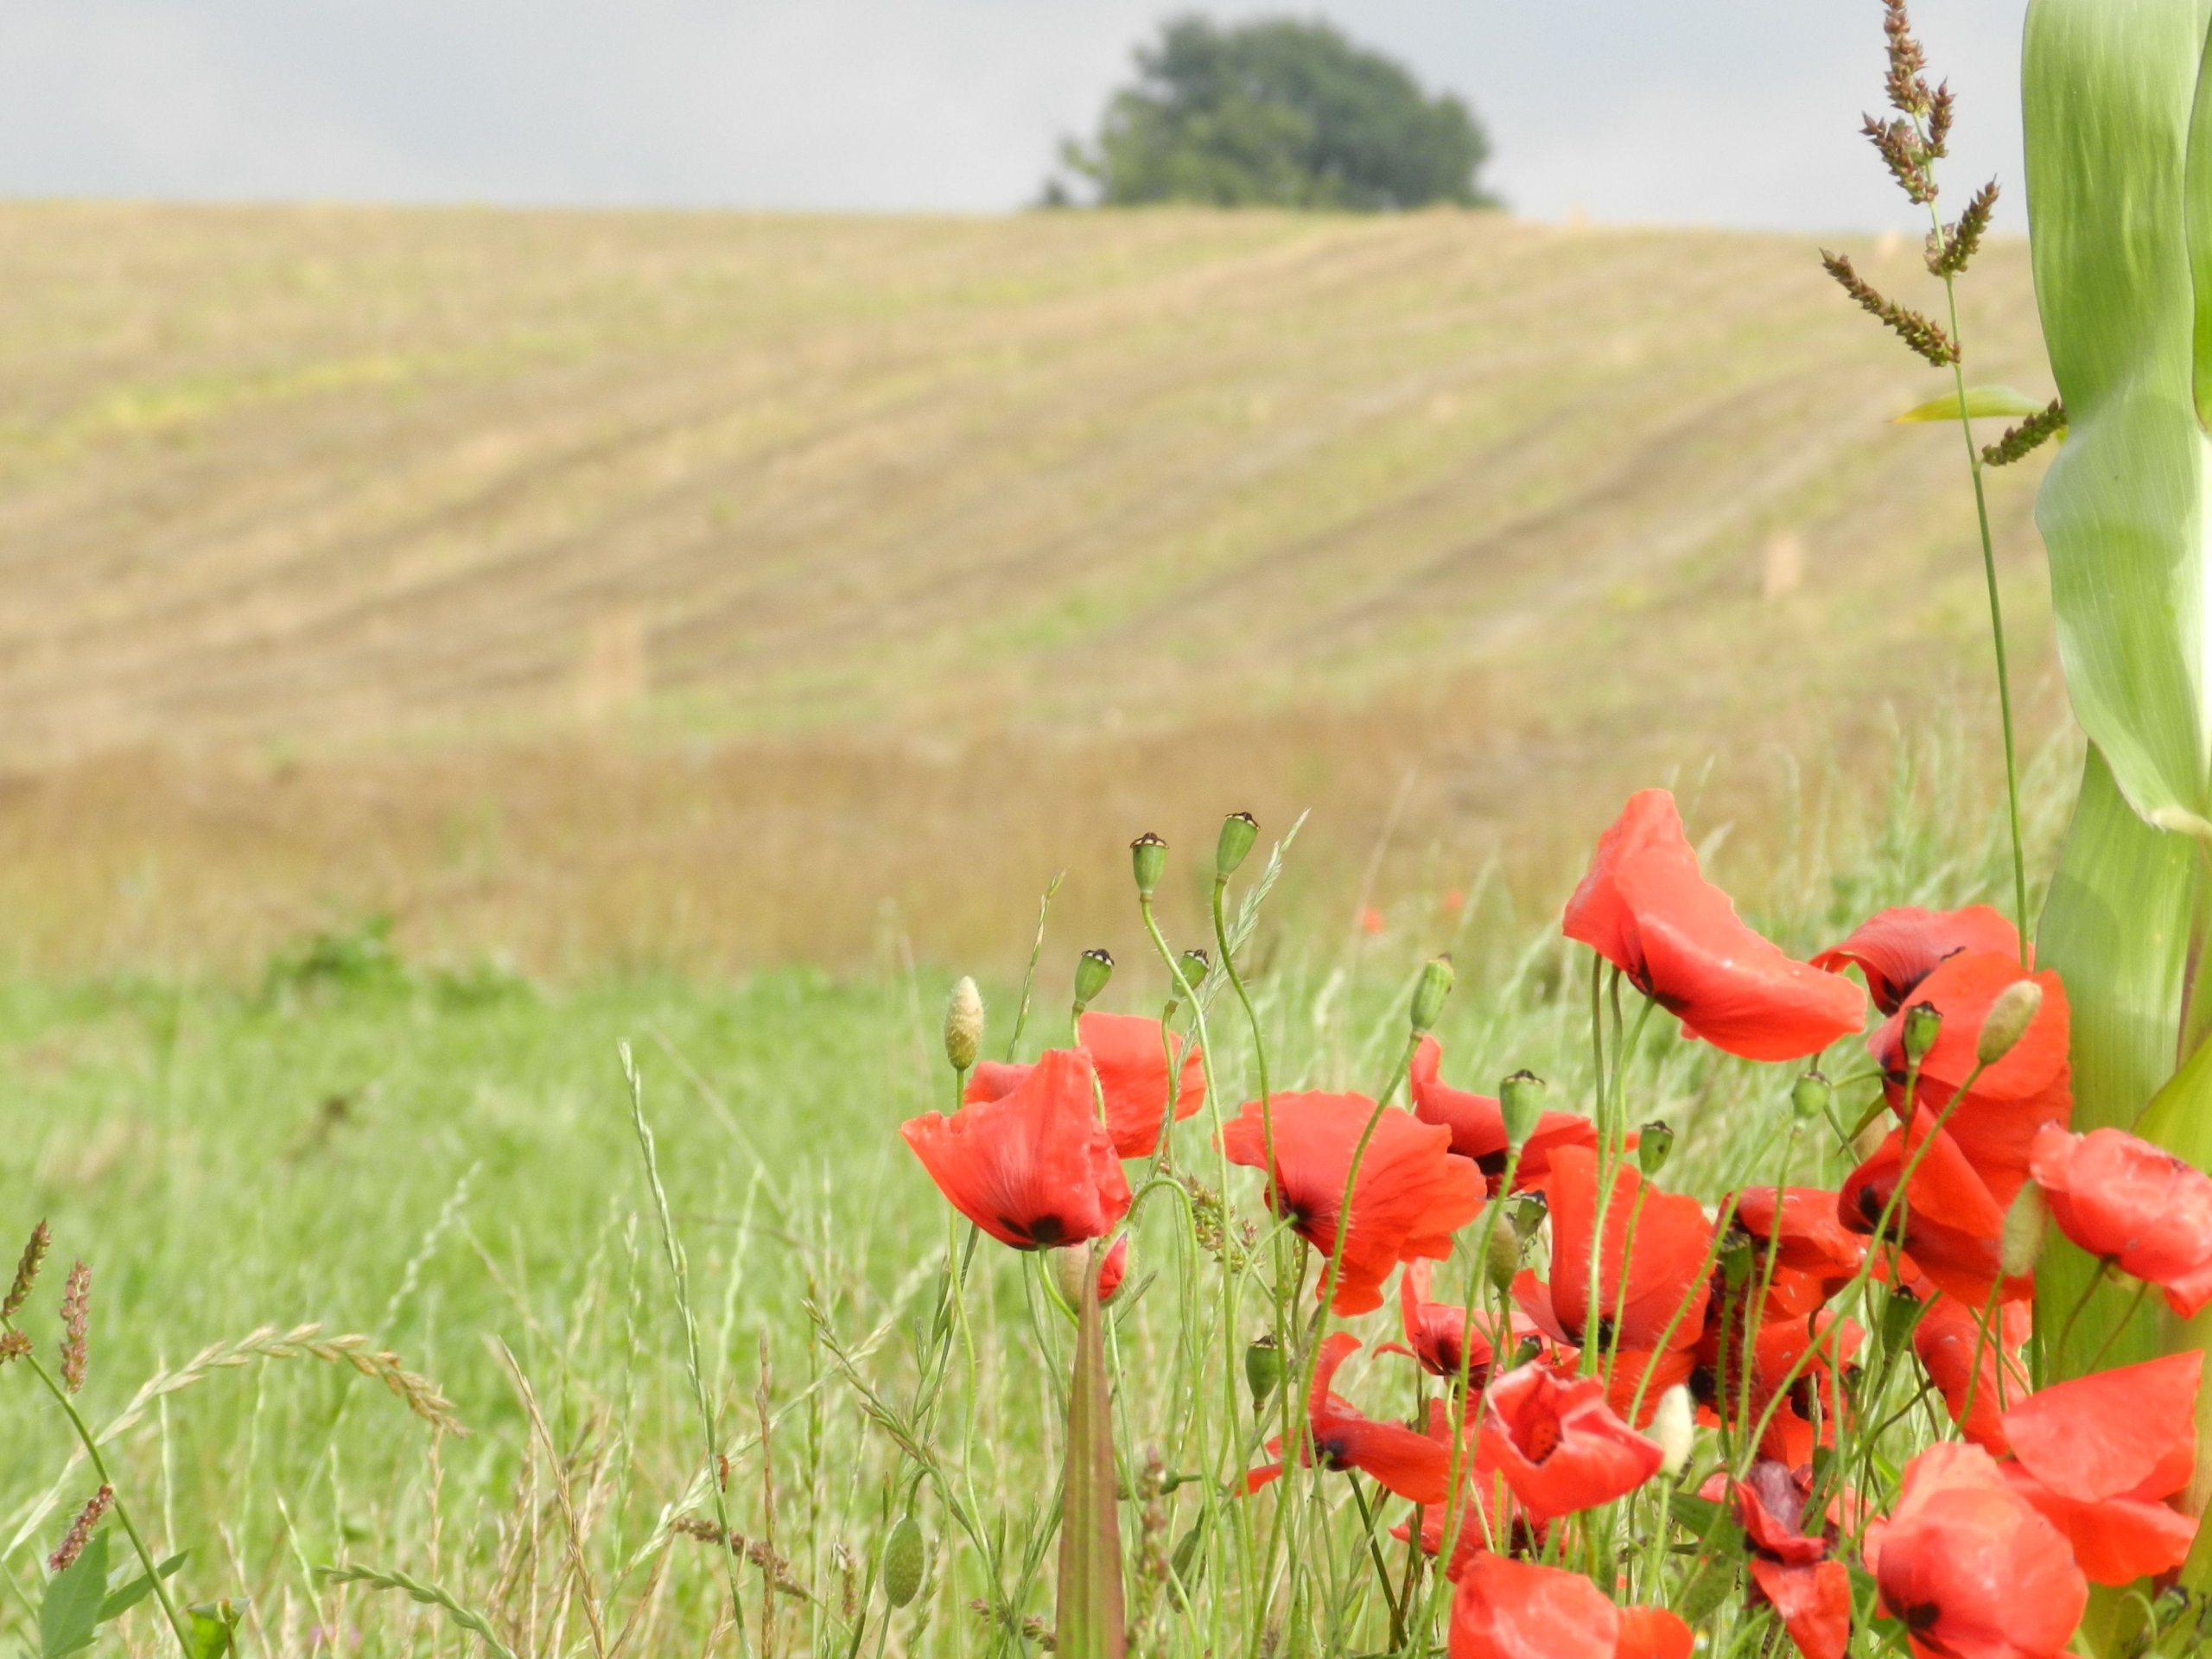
[1176, 949, 1211, 995]
[1498, 1071, 1547, 1147]
[1637, 1122, 1675, 1175]
[1719, 1233, 1754, 1294]
[1409, 954, 1454, 1035]
[1651, 1384, 1695, 1478]
[2000, 1180, 2047, 1280]
[1510, 1334, 1545, 1371]
[1244, 1333, 1282, 1412]
[1790, 1071, 1831, 1123]
[1073, 948, 1115, 1012]
[942, 977, 982, 1073]
[1510, 1192, 1548, 1245]
[1975, 979, 2044, 1066]
[882, 1515, 925, 1607]
[1130, 832, 1168, 899]
[1216, 811, 1260, 879]
[1902, 1001, 1943, 1065]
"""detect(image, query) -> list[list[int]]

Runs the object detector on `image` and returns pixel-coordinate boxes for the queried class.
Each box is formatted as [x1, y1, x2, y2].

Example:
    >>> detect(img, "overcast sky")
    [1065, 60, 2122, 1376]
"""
[0, 1, 2026, 231]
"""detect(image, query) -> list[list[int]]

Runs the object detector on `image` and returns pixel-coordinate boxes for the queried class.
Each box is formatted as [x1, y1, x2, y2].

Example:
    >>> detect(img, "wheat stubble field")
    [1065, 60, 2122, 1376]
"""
[0, 201, 2061, 975]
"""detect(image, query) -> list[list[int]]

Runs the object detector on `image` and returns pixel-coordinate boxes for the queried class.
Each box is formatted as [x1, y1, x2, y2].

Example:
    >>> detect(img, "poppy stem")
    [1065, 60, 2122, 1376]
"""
[1004, 872, 1064, 1062]
[1344, 1475, 1405, 1643]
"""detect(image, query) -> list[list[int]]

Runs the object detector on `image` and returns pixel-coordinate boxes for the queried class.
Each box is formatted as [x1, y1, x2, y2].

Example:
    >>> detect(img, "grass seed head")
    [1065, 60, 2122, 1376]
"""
[48, 1484, 112, 1573]
[3, 1220, 49, 1322]
[0, 1331, 29, 1364]
[59, 1260, 90, 1394]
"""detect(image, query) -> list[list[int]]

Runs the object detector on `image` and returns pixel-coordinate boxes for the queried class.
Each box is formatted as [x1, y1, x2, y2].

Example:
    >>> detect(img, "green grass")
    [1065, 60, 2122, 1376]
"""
[0, 733, 2063, 1657]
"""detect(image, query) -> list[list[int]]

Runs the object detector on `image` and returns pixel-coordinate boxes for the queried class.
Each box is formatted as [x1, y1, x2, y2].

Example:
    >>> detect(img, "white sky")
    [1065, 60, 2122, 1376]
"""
[0, 1, 2026, 230]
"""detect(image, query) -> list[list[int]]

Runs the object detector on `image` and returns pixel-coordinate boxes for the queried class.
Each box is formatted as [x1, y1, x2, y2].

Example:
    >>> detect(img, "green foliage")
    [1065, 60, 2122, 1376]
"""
[1053, 16, 1493, 211]
[38, 1530, 110, 1659]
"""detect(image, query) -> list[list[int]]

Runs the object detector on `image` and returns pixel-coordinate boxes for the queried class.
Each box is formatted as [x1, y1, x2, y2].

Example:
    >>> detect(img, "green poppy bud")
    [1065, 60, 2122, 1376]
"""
[1216, 811, 1260, 879]
[1498, 1071, 1546, 1147]
[1409, 954, 1454, 1035]
[1485, 1219, 1522, 1293]
[1130, 832, 1169, 899]
[943, 977, 982, 1074]
[1244, 1334, 1282, 1412]
[1790, 1071, 1832, 1123]
[882, 1514, 925, 1608]
[1902, 1001, 1943, 1065]
[2001, 1179, 2047, 1280]
[1977, 980, 2044, 1066]
[1637, 1122, 1675, 1175]
[1073, 948, 1114, 1013]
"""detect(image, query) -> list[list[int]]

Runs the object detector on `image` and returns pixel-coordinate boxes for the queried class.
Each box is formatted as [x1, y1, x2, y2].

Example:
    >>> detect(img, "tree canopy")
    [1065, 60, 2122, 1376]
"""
[1046, 15, 1495, 212]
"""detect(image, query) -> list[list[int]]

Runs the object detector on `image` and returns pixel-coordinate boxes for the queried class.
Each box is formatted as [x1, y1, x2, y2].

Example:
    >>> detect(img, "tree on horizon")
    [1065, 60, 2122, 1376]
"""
[1043, 14, 1496, 212]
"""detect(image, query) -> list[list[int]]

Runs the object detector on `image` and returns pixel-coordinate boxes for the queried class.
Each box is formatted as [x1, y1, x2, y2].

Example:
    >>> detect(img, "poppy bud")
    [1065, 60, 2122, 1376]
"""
[1052, 1245, 1090, 1308]
[1216, 811, 1260, 879]
[1409, 954, 1454, 1035]
[1485, 1218, 1522, 1293]
[943, 977, 983, 1073]
[1169, 1519, 1205, 1587]
[1652, 1385, 1695, 1478]
[1498, 1071, 1546, 1147]
[1976, 979, 2044, 1065]
[882, 1514, 925, 1608]
[1510, 1192, 1548, 1245]
[1074, 948, 1114, 1013]
[1244, 1334, 1282, 1412]
[1637, 1122, 1675, 1175]
[1790, 1071, 1831, 1123]
[2001, 1179, 2047, 1280]
[1901, 1001, 1943, 1065]
[1130, 832, 1168, 899]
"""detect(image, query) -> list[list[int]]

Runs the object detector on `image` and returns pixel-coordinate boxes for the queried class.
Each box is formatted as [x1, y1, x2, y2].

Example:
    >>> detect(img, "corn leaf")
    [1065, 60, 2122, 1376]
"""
[2026, 0, 2212, 839]
[1891, 385, 2050, 423]
[1055, 1244, 1125, 1659]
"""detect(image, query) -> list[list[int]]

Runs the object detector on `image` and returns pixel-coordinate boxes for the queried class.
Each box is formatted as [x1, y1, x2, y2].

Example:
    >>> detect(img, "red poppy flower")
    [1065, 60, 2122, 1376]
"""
[1730, 1186, 1866, 1294]
[966, 1011, 1203, 1160]
[1448, 1555, 1618, 1659]
[1562, 790, 1865, 1061]
[1734, 1461, 1852, 1659]
[1478, 1362, 1663, 1521]
[1410, 1036, 1598, 1194]
[1909, 1283, 2028, 1453]
[902, 1048, 1131, 1249]
[1862, 1442, 2086, 1659]
[1096, 1235, 1128, 1303]
[1868, 952, 2069, 1206]
[1839, 1111, 2024, 1306]
[1221, 1091, 1484, 1315]
[1246, 1332, 1451, 1504]
[1612, 1606, 1693, 1659]
[1540, 1147, 1713, 1356]
[1379, 1259, 1503, 1384]
[1814, 904, 2022, 1014]
[1997, 1353, 2201, 1585]
[1743, 1313, 1862, 1466]
[2029, 1125, 2212, 1317]
[1395, 1402, 1539, 1577]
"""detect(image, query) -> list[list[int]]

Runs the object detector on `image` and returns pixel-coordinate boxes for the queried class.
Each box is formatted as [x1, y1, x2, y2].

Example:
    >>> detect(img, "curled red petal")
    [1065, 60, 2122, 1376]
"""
[1614, 1605, 1694, 1659]
[1999, 1351, 2201, 1504]
[1814, 904, 2021, 1014]
[1545, 1146, 1712, 1354]
[1746, 1557, 1853, 1659]
[1999, 1465, 2197, 1586]
[1077, 1010, 1205, 1158]
[2031, 1126, 2212, 1318]
[1480, 1363, 1662, 1522]
[1447, 1555, 1618, 1659]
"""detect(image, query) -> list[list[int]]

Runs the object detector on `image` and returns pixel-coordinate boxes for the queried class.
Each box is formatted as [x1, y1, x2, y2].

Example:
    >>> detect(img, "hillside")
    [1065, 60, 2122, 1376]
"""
[0, 203, 2064, 973]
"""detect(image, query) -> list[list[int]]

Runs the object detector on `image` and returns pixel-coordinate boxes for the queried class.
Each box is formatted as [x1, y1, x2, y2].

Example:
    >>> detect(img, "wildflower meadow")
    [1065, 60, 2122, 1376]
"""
[8, 3, 2212, 1657]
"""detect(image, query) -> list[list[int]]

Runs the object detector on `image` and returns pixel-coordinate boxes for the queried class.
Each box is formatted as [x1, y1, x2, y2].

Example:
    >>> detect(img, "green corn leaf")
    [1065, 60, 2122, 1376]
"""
[1055, 1243, 1125, 1659]
[2025, 0, 2212, 839]
[1891, 385, 2050, 423]
[39, 1529, 111, 1659]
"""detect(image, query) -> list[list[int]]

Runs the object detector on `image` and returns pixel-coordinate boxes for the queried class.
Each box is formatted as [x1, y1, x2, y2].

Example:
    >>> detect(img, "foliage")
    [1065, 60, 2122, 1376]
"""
[1051, 15, 1493, 211]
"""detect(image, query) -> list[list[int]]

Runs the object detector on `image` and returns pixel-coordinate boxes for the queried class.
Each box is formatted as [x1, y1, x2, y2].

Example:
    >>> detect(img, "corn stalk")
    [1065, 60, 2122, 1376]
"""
[2024, 0, 2212, 1637]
